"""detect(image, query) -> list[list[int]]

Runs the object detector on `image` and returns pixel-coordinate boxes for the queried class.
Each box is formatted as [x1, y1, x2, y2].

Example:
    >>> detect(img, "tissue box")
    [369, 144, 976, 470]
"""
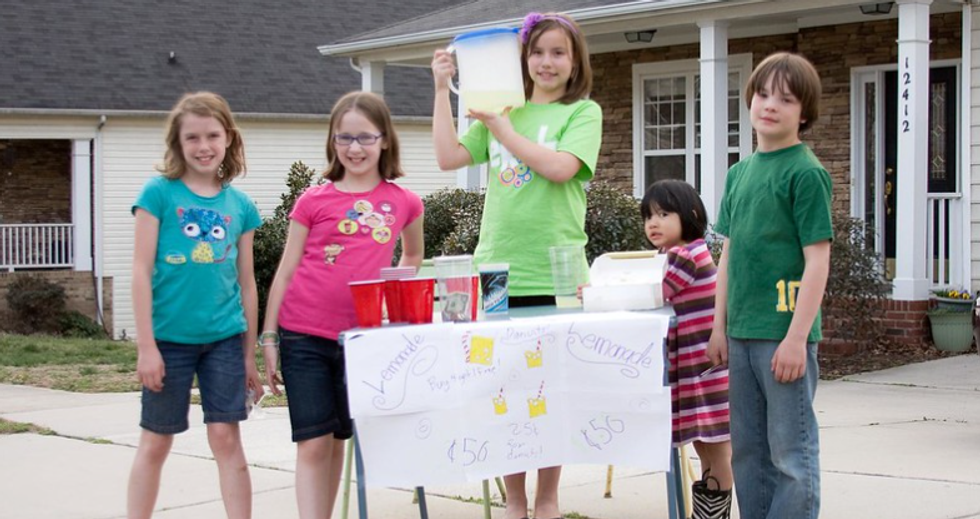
[582, 251, 666, 312]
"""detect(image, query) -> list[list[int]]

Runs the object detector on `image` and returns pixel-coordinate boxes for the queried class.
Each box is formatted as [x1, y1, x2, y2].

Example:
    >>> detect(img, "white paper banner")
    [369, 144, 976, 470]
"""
[344, 311, 672, 488]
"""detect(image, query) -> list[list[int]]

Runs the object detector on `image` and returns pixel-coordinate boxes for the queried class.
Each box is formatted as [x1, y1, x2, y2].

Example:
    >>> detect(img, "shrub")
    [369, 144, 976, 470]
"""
[254, 161, 324, 320]
[58, 310, 109, 339]
[420, 188, 485, 258]
[5, 276, 66, 334]
[417, 182, 648, 263]
[824, 212, 891, 345]
[583, 181, 649, 263]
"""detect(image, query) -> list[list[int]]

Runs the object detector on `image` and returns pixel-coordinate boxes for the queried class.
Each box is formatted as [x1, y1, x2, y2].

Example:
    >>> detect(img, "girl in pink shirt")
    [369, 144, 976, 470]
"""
[259, 91, 424, 519]
[642, 179, 732, 519]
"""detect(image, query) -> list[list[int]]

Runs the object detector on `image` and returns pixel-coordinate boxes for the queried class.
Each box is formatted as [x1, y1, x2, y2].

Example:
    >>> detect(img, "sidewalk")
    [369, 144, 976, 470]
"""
[1, 355, 978, 519]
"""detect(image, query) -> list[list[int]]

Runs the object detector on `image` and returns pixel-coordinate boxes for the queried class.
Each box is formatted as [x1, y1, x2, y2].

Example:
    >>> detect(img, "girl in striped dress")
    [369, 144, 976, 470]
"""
[642, 179, 733, 519]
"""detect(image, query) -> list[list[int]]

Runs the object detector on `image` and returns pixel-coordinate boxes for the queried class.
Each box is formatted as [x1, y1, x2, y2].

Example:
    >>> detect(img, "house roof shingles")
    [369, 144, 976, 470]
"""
[0, 0, 453, 116]
[334, 0, 678, 44]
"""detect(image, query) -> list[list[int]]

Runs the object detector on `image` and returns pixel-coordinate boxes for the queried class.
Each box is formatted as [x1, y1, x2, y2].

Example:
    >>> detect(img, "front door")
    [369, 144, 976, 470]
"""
[882, 66, 957, 280]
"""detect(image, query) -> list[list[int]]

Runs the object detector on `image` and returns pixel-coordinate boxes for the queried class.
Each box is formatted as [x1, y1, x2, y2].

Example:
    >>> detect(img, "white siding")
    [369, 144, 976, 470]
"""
[972, 8, 980, 288]
[0, 117, 99, 139]
[101, 118, 450, 339]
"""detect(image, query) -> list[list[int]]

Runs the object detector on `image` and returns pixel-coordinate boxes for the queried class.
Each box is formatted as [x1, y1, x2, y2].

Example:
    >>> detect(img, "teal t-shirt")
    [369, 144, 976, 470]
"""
[714, 143, 833, 342]
[459, 99, 602, 296]
[132, 177, 262, 343]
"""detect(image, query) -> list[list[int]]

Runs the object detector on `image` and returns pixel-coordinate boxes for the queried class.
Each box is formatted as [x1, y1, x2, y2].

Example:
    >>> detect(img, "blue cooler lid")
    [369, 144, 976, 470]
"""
[452, 27, 520, 45]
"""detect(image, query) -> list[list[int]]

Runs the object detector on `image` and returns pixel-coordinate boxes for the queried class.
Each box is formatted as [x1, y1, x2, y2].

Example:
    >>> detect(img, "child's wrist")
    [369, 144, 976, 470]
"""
[257, 330, 280, 349]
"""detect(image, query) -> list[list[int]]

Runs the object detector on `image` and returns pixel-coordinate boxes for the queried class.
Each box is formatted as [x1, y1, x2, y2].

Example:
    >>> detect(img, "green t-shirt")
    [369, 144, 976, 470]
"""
[132, 177, 262, 343]
[714, 143, 833, 342]
[459, 99, 602, 296]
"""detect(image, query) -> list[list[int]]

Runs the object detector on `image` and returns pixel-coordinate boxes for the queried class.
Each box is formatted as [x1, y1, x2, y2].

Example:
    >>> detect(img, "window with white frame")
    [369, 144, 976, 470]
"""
[632, 56, 752, 196]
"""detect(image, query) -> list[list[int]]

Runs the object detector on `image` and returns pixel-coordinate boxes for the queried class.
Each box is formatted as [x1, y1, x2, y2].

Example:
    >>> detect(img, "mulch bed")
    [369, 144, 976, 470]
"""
[818, 341, 975, 380]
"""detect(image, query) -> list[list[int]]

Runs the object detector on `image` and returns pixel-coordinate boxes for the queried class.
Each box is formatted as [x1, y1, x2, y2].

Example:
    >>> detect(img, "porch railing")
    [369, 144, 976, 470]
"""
[926, 193, 961, 288]
[0, 224, 74, 271]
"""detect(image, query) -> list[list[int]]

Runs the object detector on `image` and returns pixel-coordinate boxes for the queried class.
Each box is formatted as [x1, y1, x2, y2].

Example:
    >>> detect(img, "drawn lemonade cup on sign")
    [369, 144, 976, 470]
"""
[492, 387, 508, 415]
[469, 335, 494, 366]
[525, 339, 543, 368]
[527, 381, 547, 418]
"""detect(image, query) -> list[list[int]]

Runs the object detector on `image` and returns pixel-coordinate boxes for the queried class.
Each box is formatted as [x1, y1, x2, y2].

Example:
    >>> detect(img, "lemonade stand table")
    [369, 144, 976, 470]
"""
[340, 306, 686, 519]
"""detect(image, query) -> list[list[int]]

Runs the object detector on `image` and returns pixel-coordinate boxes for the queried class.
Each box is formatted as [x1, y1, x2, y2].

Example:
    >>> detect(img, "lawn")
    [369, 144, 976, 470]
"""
[0, 333, 287, 405]
[0, 333, 140, 392]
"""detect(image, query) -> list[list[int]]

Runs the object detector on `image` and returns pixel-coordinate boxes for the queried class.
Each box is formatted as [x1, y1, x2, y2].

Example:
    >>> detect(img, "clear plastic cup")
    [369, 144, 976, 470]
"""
[434, 255, 475, 322]
[549, 245, 588, 308]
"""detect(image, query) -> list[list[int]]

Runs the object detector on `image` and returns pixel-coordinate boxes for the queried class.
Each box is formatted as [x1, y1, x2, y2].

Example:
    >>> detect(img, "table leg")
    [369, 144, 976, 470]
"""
[482, 479, 492, 519]
[354, 430, 369, 519]
[416, 487, 429, 519]
[341, 438, 354, 519]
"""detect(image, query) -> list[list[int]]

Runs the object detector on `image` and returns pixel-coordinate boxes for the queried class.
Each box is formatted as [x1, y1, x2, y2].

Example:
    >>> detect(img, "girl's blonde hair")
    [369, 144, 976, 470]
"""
[324, 91, 404, 182]
[157, 92, 246, 181]
[520, 12, 593, 104]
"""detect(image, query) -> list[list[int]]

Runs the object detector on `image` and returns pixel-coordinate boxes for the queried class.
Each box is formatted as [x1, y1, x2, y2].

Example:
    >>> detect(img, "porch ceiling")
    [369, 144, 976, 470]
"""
[322, 0, 963, 67]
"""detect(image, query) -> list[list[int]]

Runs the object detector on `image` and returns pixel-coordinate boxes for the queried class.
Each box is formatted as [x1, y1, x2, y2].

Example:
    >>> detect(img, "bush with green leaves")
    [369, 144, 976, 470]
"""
[421, 188, 485, 257]
[823, 212, 891, 345]
[59, 310, 109, 339]
[419, 181, 648, 262]
[5, 275, 67, 334]
[254, 161, 324, 320]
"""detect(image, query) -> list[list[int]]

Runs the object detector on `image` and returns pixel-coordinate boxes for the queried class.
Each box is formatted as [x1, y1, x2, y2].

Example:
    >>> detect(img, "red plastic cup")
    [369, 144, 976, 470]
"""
[400, 277, 435, 324]
[384, 279, 403, 323]
[349, 280, 384, 328]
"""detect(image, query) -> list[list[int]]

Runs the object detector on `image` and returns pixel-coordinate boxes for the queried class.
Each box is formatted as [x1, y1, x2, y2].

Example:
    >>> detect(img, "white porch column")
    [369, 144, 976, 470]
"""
[893, 0, 932, 300]
[360, 60, 385, 96]
[698, 20, 729, 222]
[71, 139, 92, 271]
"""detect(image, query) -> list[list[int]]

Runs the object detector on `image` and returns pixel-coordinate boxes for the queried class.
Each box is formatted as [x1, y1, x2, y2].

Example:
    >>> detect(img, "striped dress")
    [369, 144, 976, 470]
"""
[663, 239, 730, 445]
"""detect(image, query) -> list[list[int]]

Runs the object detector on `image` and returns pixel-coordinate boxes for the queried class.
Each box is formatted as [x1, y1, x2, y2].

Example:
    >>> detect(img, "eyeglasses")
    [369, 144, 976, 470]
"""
[333, 133, 383, 146]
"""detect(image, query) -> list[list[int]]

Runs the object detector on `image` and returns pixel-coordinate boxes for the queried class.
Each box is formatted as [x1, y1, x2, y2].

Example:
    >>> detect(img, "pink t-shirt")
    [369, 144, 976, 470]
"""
[278, 181, 423, 339]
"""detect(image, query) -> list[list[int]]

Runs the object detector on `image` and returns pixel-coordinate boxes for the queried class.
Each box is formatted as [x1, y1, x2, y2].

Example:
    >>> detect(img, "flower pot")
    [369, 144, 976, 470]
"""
[928, 311, 974, 352]
[934, 296, 973, 312]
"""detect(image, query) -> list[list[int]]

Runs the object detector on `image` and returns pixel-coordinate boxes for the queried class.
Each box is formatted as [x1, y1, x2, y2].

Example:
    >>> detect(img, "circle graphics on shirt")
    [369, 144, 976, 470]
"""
[338, 219, 359, 235]
[499, 160, 532, 189]
[342, 197, 399, 245]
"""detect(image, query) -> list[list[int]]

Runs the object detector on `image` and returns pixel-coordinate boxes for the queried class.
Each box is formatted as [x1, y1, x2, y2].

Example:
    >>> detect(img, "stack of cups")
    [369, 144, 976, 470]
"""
[399, 277, 436, 324]
[348, 280, 385, 328]
[380, 267, 417, 323]
[434, 255, 477, 322]
[478, 263, 509, 316]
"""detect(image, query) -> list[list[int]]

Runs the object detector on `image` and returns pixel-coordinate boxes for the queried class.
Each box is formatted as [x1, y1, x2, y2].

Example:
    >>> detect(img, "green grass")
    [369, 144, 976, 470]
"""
[0, 333, 139, 392]
[0, 417, 54, 435]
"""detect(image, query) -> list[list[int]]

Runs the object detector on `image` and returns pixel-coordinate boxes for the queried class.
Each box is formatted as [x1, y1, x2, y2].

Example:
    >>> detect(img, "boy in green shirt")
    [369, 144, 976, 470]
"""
[708, 52, 832, 519]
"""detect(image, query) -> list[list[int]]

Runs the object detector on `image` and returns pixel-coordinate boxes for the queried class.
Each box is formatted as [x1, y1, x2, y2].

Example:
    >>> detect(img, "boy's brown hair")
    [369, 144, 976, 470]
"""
[324, 91, 404, 181]
[158, 92, 246, 182]
[521, 12, 592, 104]
[745, 52, 822, 133]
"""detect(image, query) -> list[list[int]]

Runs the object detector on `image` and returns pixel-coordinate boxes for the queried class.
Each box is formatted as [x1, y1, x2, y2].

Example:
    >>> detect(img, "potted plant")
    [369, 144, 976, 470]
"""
[928, 288, 975, 352]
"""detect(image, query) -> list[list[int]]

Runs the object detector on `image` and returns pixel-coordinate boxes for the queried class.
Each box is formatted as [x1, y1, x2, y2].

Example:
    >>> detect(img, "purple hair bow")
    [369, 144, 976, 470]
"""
[520, 11, 577, 44]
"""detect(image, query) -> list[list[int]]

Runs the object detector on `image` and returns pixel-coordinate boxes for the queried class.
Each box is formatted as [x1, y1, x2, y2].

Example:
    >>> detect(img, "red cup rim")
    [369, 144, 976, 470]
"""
[349, 279, 384, 286]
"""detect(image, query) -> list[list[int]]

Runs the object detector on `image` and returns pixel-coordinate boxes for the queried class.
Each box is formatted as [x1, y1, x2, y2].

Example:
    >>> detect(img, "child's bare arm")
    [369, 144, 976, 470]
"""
[398, 215, 425, 270]
[259, 221, 309, 395]
[132, 209, 164, 392]
[431, 50, 475, 171]
[771, 239, 831, 383]
[707, 239, 730, 366]
[237, 229, 264, 401]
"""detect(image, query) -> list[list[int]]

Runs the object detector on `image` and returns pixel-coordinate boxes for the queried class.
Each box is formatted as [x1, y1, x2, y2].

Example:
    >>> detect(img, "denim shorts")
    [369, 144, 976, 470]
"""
[140, 333, 247, 434]
[279, 328, 354, 442]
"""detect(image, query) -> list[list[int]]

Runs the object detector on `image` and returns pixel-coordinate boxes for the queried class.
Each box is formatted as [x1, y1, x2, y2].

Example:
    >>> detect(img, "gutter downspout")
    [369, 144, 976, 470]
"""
[962, 2, 973, 290]
[94, 115, 106, 332]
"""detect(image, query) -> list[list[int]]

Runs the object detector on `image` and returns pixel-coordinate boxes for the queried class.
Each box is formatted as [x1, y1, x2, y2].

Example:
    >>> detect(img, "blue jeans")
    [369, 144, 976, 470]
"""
[728, 337, 820, 519]
[279, 328, 354, 442]
[140, 334, 247, 434]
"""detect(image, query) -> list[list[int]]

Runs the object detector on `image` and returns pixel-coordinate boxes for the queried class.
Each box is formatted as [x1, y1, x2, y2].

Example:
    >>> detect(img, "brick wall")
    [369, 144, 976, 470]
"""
[590, 12, 962, 212]
[0, 140, 72, 224]
[590, 13, 960, 350]
[0, 271, 113, 333]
